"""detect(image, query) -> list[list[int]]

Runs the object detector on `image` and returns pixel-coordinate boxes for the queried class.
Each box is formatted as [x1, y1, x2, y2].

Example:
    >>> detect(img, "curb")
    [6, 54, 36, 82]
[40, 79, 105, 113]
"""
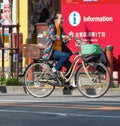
[0, 86, 120, 96]
[51, 87, 120, 96]
[0, 86, 26, 94]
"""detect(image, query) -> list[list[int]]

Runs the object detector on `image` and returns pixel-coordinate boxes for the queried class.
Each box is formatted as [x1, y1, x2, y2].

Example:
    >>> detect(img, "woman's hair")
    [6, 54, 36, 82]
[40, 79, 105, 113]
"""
[47, 11, 61, 25]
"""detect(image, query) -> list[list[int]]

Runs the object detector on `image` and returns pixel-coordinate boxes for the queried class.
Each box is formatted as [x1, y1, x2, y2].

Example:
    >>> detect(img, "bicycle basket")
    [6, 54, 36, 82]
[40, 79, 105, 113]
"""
[22, 44, 44, 59]
[81, 54, 101, 63]
[81, 44, 102, 63]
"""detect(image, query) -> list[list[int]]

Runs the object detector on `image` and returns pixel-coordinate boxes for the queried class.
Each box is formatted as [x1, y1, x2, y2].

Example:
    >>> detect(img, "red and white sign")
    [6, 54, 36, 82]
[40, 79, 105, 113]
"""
[61, 0, 120, 70]
[3, 4, 10, 13]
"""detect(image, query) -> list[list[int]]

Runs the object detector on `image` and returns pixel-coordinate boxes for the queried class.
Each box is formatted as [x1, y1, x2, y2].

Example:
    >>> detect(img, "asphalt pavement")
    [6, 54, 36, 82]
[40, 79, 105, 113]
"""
[0, 90, 120, 126]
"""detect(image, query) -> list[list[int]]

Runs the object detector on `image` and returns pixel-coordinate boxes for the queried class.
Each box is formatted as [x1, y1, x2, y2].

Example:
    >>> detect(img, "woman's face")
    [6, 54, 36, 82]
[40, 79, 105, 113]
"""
[55, 13, 64, 25]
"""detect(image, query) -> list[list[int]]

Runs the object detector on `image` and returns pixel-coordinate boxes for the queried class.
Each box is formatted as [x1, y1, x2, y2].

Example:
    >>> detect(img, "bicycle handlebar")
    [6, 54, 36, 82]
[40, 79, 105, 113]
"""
[68, 36, 83, 46]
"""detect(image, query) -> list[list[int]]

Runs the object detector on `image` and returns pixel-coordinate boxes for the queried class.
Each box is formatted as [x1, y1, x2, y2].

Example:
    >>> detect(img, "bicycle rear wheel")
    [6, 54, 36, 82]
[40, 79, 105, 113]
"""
[24, 60, 55, 98]
[75, 62, 110, 98]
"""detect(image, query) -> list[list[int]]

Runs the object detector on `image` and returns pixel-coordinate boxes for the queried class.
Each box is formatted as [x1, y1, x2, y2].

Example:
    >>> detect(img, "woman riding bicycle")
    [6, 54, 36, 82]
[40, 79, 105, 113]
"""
[24, 11, 110, 97]
[42, 11, 73, 89]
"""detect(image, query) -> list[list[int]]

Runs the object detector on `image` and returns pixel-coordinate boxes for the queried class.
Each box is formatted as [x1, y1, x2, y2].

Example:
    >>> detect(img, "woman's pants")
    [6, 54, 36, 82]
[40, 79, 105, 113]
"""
[51, 50, 71, 71]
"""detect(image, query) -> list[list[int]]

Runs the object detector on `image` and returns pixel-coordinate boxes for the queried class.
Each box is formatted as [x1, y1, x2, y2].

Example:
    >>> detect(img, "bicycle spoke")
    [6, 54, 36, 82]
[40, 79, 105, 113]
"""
[24, 61, 55, 98]
[76, 62, 110, 98]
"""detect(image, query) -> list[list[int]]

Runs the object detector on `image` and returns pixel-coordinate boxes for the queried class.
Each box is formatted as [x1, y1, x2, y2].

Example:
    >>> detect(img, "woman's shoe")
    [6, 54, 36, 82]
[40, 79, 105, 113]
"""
[64, 82, 74, 90]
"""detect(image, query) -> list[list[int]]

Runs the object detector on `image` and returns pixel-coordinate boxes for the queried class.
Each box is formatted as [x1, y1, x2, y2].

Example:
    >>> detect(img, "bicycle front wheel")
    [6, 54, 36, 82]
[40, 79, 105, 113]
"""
[24, 60, 55, 98]
[75, 62, 110, 98]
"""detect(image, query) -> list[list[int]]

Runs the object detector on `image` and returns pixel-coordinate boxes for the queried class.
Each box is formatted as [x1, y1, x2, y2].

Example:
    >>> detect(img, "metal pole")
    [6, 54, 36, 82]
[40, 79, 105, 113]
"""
[17, 0, 20, 83]
[9, 0, 13, 76]
[16, 25, 19, 83]
[1, 26, 4, 76]
[9, 26, 13, 76]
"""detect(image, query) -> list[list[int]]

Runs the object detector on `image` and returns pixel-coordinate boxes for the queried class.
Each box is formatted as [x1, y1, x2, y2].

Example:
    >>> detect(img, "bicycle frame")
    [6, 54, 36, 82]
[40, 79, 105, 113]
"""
[63, 53, 82, 82]
[62, 36, 96, 83]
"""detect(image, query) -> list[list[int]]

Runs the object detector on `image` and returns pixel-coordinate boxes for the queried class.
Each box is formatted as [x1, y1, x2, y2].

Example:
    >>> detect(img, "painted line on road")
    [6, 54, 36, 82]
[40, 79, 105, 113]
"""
[0, 109, 120, 119]
[0, 102, 120, 110]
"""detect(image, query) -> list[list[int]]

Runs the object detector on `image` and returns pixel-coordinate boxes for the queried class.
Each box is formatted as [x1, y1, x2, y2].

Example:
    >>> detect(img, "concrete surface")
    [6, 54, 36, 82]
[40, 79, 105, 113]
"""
[0, 86, 120, 97]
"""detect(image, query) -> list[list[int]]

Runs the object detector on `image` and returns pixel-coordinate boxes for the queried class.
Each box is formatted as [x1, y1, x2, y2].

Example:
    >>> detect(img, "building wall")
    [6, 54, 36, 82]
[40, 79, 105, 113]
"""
[19, 0, 28, 45]
[0, 0, 61, 69]
[19, 0, 28, 67]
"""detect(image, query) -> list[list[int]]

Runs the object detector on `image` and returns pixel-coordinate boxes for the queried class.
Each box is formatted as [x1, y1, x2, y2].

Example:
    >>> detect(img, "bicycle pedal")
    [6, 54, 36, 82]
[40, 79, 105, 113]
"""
[63, 85, 74, 90]
[18, 74, 24, 77]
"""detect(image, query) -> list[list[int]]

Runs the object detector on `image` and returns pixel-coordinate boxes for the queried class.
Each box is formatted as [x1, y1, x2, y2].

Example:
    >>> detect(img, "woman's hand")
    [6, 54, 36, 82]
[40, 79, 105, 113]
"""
[62, 35, 70, 43]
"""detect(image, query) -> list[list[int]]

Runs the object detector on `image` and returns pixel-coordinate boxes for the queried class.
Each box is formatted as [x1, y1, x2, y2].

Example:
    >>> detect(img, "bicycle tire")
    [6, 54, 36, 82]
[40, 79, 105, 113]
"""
[24, 59, 55, 98]
[75, 62, 110, 98]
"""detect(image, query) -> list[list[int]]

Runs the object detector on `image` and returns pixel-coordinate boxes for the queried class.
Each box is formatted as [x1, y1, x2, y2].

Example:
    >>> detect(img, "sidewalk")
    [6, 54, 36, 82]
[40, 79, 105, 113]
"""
[0, 86, 120, 96]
